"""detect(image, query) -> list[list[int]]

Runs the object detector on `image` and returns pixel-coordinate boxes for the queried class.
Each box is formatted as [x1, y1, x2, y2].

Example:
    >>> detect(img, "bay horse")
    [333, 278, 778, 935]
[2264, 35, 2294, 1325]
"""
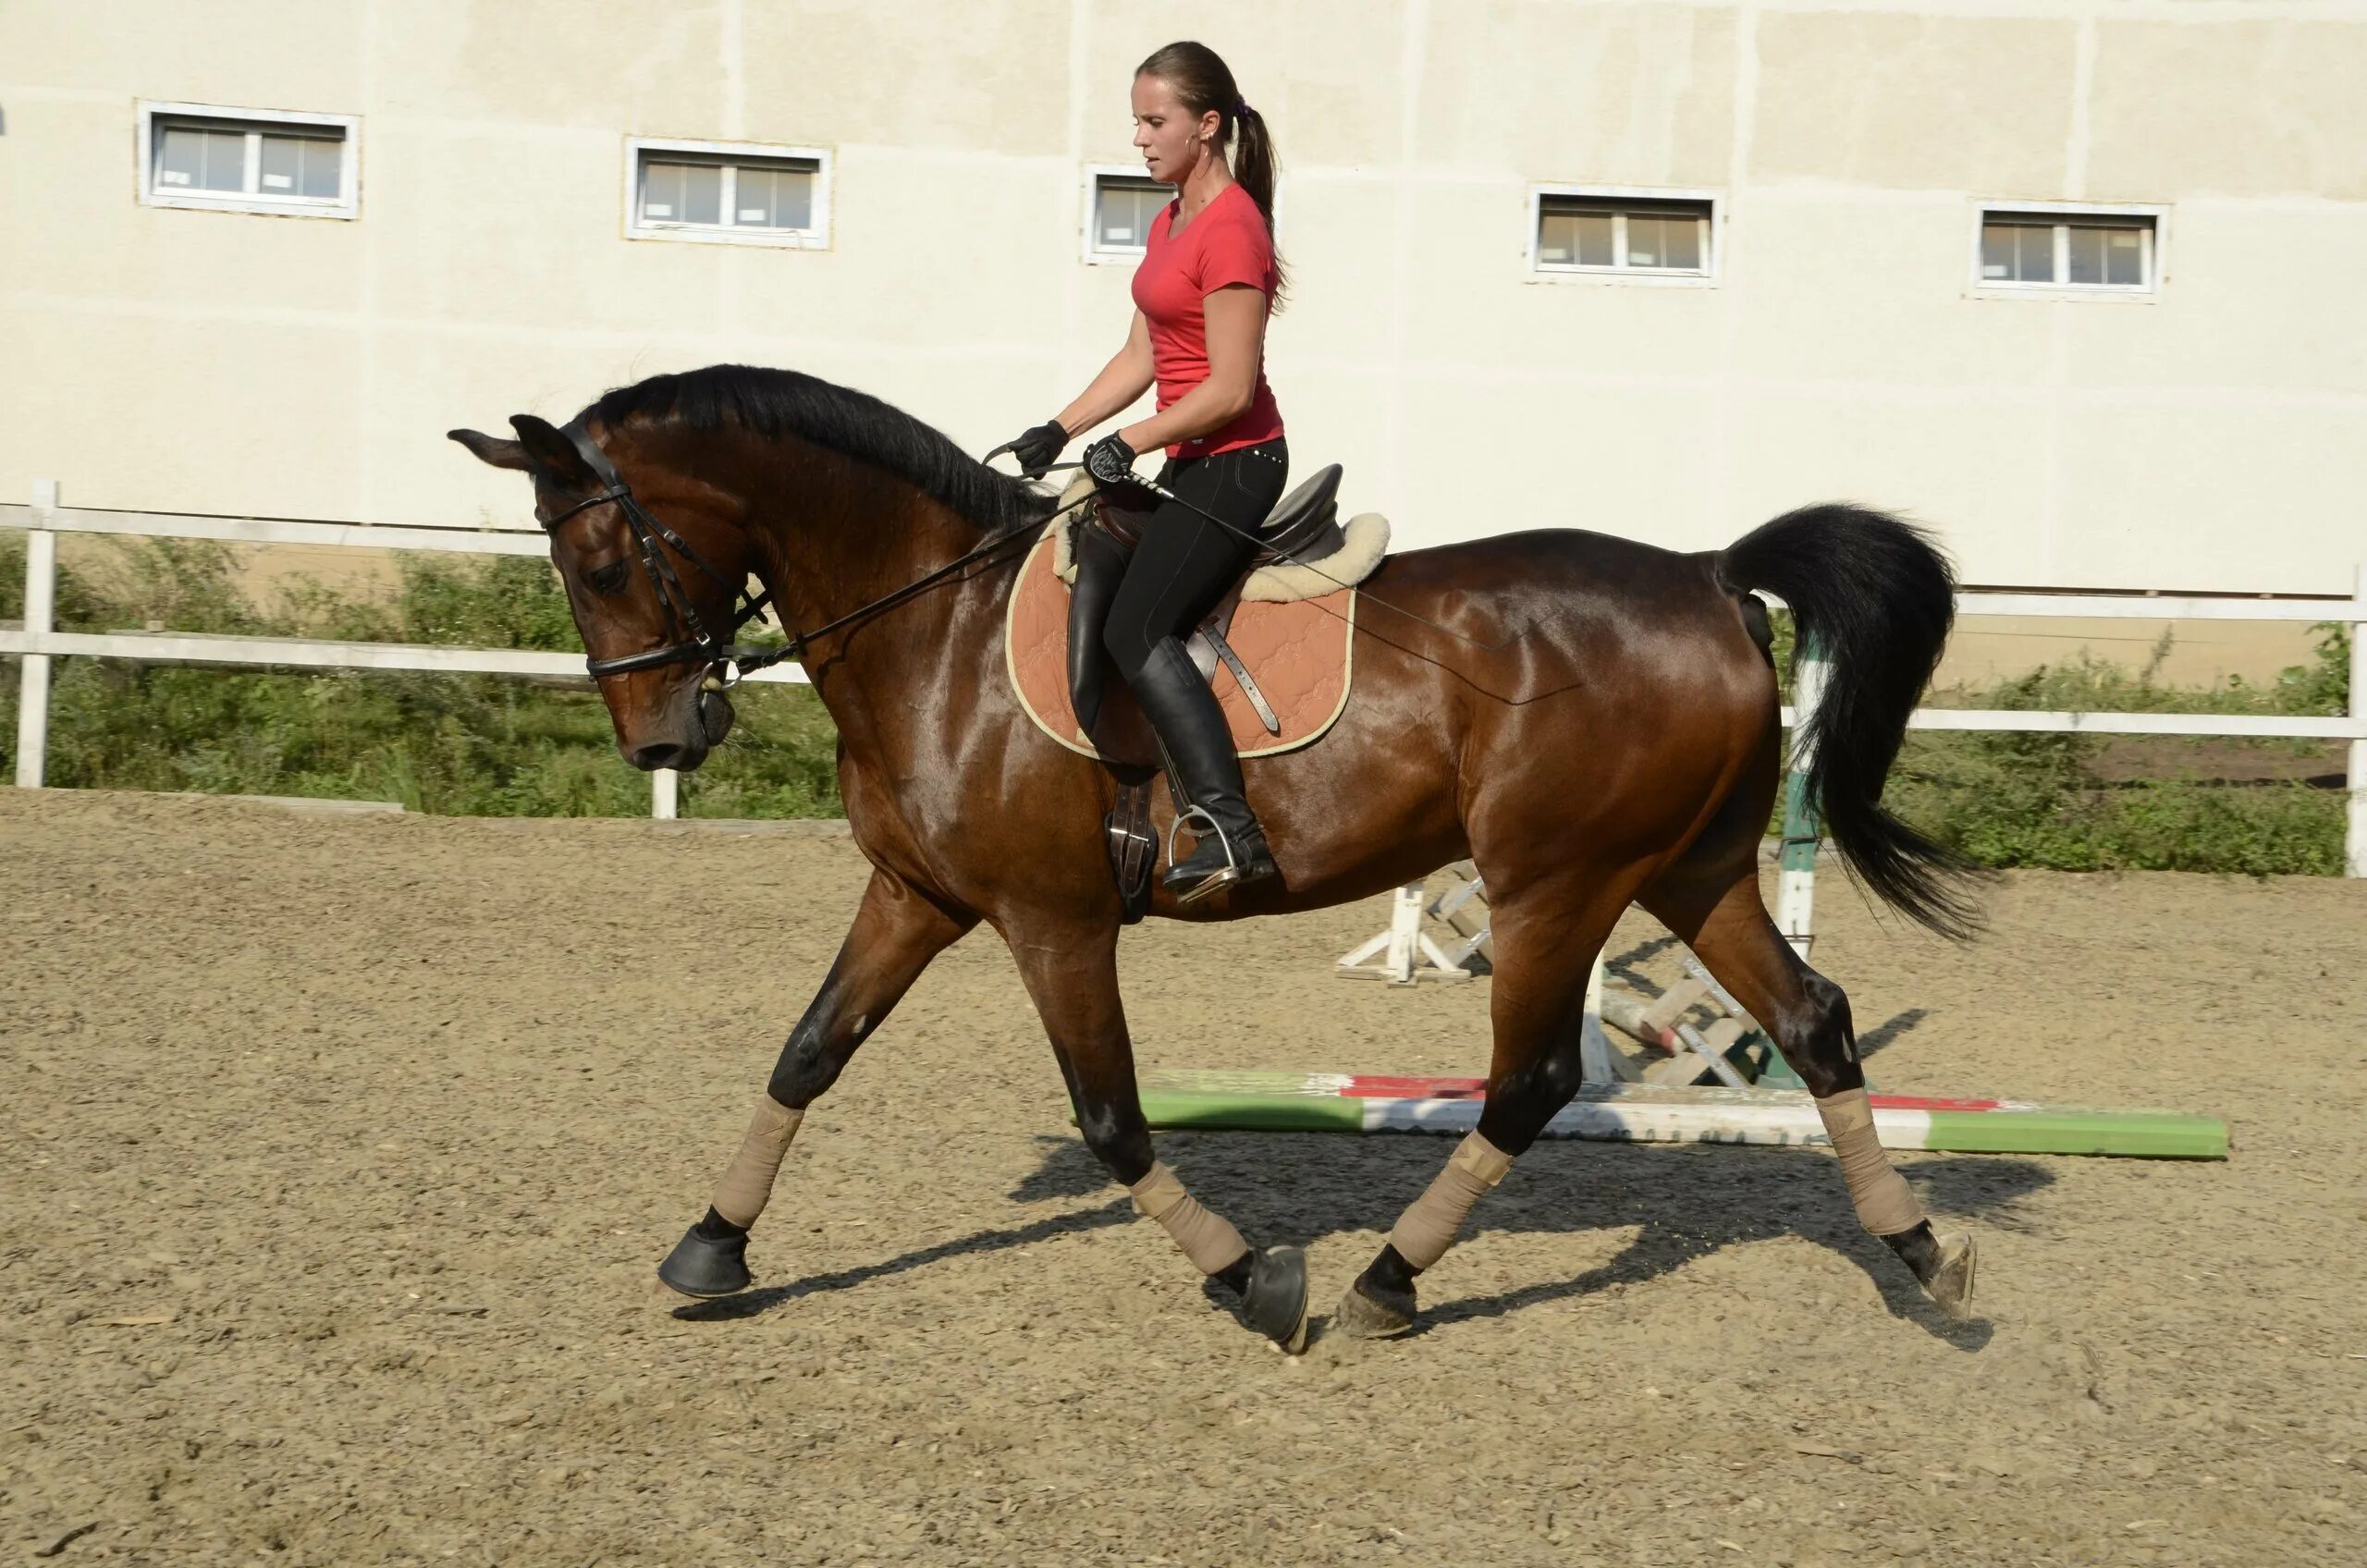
[450, 363, 1982, 1354]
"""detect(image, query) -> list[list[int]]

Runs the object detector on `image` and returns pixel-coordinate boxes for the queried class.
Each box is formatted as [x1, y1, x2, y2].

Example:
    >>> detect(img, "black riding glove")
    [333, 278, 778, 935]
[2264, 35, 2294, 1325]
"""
[1002, 419, 1069, 479]
[1082, 433, 1139, 487]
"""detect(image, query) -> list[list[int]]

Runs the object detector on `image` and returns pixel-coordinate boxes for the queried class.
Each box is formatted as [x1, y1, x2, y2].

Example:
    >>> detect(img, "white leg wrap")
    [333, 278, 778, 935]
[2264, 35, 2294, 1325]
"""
[1387, 1132, 1514, 1269]
[1815, 1089, 1925, 1236]
[1129, 1161, 1251, 1274]
[711, 1096, 803, 1228]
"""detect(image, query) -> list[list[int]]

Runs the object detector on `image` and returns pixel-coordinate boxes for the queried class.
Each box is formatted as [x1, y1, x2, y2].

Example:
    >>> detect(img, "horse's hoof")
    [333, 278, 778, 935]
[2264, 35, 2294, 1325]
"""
[656, 1224, 752, 1299]
[1240, 1245, 1310, 1354]
[1924, 1231, 1977, 1319]
[1332, 1278, 1417, 1340]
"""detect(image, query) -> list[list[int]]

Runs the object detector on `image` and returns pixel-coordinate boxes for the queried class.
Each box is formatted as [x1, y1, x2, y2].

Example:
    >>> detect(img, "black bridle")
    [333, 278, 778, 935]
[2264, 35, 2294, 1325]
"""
[541, 425, 1061, 686]
[540, 427, 782, 681]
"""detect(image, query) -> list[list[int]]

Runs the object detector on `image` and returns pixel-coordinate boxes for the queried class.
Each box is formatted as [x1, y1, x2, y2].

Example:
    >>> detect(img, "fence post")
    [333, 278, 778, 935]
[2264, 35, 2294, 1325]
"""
[1776, 636, 1829, 961]
[652, 766, 679, 820]
[2349, 563, 2365, 878]
[12, 480, 58, 789]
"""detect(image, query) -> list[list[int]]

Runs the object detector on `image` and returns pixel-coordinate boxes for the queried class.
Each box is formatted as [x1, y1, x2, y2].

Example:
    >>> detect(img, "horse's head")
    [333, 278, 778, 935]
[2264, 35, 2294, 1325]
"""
[448, 414, 750, 772]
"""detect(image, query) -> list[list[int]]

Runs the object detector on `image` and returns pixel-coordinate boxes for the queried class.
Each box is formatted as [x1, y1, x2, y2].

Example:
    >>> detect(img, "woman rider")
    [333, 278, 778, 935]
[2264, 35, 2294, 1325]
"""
[999, 41, 1289, 902]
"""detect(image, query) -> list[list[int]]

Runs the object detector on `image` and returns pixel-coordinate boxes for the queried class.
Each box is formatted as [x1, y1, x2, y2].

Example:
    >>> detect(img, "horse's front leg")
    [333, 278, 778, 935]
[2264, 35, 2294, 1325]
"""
[656, 868, 975, 1298]
[1003, 916, 1310, 1353]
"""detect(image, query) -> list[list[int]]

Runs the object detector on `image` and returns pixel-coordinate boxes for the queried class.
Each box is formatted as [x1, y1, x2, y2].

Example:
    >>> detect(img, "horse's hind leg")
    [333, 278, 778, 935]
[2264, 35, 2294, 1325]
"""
[1336, 883, 1629, 1338]
[1642, 868, 1978, 1318]
[1002, 913, 1310, 1353]
[656, 868, 975, 1298]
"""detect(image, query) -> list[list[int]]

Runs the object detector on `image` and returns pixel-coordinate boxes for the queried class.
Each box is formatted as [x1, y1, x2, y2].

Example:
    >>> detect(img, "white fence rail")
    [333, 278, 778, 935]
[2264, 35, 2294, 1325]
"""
[5, 484, 2363, 872]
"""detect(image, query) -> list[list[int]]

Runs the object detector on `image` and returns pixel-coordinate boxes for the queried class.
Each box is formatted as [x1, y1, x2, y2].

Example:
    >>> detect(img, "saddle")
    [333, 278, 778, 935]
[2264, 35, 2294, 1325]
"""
[1003, 464, 1391, 922]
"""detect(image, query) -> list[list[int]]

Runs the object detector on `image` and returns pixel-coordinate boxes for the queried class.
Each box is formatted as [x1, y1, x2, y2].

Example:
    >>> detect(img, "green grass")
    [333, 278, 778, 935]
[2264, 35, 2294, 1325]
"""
[0, 533, 2351, 869]
[1772, 609, 2351, 877]
[0, 534, 840, 819]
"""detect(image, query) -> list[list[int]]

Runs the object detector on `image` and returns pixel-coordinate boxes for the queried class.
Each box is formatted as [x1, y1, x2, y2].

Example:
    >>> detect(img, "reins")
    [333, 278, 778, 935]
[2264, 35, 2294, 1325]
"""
[548, 424, 1526, 691]
[546, 426, 1096, 685]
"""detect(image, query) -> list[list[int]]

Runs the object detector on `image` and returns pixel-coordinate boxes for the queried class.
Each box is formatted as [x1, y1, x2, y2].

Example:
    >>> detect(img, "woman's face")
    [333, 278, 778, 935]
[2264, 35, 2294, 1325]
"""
[1131, 73, 1219, 186]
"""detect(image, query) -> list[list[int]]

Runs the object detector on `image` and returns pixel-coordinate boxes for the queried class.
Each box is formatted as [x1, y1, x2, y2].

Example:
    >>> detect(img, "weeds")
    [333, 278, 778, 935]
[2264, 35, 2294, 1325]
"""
[0, 534, 2351, 869]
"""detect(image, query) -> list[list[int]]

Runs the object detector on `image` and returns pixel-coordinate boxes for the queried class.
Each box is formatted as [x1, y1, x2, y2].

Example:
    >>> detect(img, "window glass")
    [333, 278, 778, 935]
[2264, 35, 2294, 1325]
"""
[1574, 211, 1614, 266]
[735, 165, 776, 227]
[2104, 227, 2144, 287]
[678, 163, 722, 226]
[644, 161, 723, 226]
[1539, 199, 1703, 272]
[735, 165, 812, 230]
[1986, 223, 2056, 283]
[259, 132, 340, 199]
[1097, 180, 1165, 249]
[160, 126, 247, 192]
[1658, 216, 1703, 271]
[2067, 225, 2106, 286]
[641, 162, 682, 221]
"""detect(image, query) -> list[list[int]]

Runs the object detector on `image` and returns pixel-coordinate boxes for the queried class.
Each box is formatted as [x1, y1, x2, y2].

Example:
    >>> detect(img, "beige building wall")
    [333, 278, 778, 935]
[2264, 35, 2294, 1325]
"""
[4, 0, 2364, 598]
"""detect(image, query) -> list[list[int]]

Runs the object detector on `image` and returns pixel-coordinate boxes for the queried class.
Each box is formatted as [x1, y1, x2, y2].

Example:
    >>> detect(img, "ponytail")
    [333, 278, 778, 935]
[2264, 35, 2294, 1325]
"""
[1229, 103, 1289, 306]
[1136, 40, 1289, 306]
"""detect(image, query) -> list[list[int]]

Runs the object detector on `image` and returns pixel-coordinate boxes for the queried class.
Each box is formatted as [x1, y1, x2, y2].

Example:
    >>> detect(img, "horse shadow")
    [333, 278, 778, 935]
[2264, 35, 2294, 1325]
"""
[681, 1124, 2047, 1350]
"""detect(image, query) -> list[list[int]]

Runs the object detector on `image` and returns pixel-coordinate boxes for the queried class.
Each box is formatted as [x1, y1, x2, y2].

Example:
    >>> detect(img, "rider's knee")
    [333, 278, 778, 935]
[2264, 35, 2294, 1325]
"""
[1100, 619, 1151, 683]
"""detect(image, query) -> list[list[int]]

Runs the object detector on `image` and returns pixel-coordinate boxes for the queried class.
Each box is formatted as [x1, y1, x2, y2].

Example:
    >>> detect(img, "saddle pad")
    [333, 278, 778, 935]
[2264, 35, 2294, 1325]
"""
[1004, 527, 1355, 763]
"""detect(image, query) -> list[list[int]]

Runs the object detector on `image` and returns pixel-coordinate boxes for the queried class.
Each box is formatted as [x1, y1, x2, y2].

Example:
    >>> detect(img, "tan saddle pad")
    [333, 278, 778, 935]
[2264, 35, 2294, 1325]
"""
[1003, 527, 1356, 765]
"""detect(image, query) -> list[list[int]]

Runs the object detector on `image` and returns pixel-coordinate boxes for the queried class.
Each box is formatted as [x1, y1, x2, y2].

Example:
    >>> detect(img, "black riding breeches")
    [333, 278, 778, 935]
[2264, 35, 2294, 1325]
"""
[1100, 438, 1290, 681]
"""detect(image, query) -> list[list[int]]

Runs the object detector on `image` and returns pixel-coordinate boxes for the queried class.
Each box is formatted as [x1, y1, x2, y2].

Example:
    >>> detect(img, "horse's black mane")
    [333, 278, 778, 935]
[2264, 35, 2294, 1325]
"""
[584, 364, 1055, 536]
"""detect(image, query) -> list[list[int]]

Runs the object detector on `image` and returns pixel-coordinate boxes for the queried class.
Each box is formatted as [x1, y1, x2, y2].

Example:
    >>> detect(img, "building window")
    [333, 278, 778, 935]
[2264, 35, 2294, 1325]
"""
[138, 103, 359, 218]
[1531, 190, 1715, 281]
[1084, 168, 1171, 263]
[1976, 207, 2159, 294]
[626, 139, 831, 249]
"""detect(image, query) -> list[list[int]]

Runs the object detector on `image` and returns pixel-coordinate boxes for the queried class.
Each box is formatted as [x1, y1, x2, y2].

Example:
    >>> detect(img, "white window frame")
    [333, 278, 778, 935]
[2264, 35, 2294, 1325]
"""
[1527, 185, 1720, 288]
[624, 136, 833, 251]
[1082, 165, 1172, 265]
[1970, 200, 2166, 301]
[137, 101, 360, 220]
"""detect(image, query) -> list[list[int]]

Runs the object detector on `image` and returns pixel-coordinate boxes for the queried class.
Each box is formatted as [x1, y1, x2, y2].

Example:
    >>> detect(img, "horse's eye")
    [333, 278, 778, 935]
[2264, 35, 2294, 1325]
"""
[585, 559, 631, 595]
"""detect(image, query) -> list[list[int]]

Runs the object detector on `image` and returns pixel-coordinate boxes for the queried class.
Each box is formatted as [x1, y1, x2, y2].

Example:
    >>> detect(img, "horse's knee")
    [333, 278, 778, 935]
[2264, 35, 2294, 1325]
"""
[1784, 969, 1861, 1097]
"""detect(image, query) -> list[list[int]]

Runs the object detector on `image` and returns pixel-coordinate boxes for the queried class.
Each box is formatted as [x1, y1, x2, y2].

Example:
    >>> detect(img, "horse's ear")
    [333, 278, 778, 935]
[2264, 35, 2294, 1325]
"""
[448, 428, 531, 471]
[509, 414, 597, 486]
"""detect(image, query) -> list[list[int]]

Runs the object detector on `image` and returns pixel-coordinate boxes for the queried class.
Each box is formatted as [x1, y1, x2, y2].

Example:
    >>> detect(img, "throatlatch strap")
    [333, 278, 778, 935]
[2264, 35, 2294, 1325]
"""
[1387, 1132, 1514, 1269]
[712, 1096, 804, 1228]
[1128, 1161, 1251, 1275]
[1815, 1089, 1925, 1236]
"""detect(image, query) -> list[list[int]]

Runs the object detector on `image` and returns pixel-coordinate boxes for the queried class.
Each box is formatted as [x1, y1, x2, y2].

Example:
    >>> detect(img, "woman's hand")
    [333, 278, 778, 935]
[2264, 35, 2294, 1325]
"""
[996, 419, 1070, 479]
[1082, 434, 1139, 487]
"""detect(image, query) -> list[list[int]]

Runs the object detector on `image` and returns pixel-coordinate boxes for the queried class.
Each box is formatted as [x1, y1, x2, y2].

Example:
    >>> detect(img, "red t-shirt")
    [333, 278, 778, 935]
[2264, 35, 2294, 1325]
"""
[1130, 182, 1285, 459]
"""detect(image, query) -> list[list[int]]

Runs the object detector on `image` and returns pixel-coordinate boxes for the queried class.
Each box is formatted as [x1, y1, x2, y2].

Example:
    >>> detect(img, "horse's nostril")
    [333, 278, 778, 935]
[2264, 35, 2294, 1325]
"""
[628, 742, 685, 772]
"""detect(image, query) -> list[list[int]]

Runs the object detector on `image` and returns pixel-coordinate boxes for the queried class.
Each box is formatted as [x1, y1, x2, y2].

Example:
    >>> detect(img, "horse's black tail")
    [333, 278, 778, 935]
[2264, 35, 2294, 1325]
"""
[1717, 504, 1987, 941]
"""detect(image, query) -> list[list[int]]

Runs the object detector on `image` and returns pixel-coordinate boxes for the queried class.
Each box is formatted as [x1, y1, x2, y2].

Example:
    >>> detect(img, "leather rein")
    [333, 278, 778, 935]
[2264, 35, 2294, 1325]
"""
[540, 426, 1057, 686]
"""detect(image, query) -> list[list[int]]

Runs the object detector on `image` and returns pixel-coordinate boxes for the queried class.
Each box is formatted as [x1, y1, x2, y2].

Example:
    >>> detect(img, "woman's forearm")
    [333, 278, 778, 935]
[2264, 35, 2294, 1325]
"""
[1117, 376, 1254, 455]
[1057, 357, 1154, 436]
[1057, 314, 1158, 437]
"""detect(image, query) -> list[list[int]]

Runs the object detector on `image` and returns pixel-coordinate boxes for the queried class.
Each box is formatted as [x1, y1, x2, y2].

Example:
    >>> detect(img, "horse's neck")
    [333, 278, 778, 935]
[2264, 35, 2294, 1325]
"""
[742, 460, 1013, 755]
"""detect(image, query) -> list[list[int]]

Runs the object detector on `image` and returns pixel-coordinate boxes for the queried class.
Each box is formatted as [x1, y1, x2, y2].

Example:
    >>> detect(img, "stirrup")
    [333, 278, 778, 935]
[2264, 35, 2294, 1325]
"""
[1163, 806, 1243, 903]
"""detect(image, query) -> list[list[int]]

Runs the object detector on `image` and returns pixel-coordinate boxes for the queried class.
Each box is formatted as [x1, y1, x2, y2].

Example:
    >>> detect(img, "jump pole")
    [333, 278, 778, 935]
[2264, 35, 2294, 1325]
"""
[1135, 1070, 2228, 1159]
[1260, 630, 2233, 1159]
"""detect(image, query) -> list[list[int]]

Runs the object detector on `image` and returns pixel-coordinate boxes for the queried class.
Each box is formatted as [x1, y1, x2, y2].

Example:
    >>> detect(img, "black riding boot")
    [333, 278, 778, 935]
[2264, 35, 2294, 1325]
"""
[1130, 638, 1278, 902]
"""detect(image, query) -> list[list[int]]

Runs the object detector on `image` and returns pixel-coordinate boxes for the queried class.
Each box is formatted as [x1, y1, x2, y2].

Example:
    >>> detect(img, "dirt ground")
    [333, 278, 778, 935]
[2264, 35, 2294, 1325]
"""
[3, 790, 2363, 1567]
